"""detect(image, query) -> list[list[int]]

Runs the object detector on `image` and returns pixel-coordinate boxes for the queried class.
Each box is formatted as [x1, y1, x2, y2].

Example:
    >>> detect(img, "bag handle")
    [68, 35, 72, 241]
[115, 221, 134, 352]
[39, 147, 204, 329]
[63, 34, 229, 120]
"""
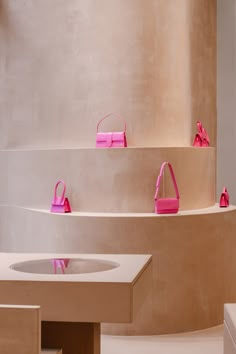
[154, 162, 180, 201]
[197, 120, 210, 144]
[197, 121, 203, 134]
[96, 113, 126, 133]
[222, 187, 229, 199]
[53, 180, 66, 203]
[52, 259, 65, 274]
[202, 127, 210, 144]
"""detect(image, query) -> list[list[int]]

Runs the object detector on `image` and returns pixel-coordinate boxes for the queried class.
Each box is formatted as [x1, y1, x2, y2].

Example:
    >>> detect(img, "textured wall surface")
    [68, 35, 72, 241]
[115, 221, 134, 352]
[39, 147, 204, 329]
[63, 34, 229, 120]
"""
[0, 0, 220, 335]
[0, 0, 216, 148]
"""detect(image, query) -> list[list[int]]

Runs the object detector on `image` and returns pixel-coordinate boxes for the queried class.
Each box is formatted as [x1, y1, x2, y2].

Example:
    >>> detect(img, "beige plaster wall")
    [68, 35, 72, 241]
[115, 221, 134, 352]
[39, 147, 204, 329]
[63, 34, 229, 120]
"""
[0, 1, 219, 335]
[0, 0, 216, 148]
[217, 0, 236, 204]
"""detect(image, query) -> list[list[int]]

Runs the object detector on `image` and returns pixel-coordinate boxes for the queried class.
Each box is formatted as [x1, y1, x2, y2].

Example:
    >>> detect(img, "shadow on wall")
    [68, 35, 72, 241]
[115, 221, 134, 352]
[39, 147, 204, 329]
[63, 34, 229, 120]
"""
[188, 0, 217, 147]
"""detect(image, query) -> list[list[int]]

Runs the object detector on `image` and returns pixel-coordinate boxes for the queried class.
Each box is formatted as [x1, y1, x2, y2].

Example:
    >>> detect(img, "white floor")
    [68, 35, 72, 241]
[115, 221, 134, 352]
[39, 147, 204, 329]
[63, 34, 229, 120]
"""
[102, 326, 224, 354]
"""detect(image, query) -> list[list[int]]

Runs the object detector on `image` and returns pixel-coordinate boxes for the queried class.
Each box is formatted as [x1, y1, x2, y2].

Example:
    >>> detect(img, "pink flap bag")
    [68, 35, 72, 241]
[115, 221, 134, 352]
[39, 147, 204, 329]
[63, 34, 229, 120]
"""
[219, 187, 229, 207]
[96, 113, 127, 148]
[50, 180, 71, 213]
[154, 162, 180, 214]
[193, 121, 210, 147]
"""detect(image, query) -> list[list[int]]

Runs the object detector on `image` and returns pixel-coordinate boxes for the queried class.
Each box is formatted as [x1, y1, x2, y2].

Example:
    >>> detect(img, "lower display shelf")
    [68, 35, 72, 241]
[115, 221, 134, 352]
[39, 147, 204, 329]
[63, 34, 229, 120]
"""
[21, 204, 236, 217]
[0, 204, 236, 336]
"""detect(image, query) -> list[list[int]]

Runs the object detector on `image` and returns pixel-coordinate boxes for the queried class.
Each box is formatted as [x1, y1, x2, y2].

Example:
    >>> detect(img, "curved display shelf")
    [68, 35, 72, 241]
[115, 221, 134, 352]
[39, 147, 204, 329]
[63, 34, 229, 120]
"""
[0, 204, 236, 335]
[28, 204, 235, 217]
[0, 147, 215, 212]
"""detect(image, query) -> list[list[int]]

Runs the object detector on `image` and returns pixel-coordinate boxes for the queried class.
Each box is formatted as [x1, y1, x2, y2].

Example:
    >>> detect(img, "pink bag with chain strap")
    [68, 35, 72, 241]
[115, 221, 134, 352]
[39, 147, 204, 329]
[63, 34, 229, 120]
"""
[193, 121, 210, 147]
[50, 180, 71, 213]
[154, 162, 180, 214]
[96, 113, 127, 148]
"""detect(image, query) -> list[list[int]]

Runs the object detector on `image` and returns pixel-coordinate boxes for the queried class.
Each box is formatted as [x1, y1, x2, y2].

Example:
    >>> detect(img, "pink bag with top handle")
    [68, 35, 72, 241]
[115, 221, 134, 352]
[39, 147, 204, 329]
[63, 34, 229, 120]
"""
[193, 121, 210, 147]
[96, 113, 127, 148]
[51, 259, 65, 274]
[219, 187, 229, 207]
[154, 162, 180, 214]
[51, 258, 70, 274]
[50, 180, 71, 213]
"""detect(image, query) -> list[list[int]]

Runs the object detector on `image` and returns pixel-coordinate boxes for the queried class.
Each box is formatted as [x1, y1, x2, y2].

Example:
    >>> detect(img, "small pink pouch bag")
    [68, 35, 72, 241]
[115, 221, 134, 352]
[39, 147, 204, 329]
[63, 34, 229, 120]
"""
[96, 113, 127, 148]
[193, 121, 210, 147]
[50, 180, 71, 213]
[154, 162, 180, 214]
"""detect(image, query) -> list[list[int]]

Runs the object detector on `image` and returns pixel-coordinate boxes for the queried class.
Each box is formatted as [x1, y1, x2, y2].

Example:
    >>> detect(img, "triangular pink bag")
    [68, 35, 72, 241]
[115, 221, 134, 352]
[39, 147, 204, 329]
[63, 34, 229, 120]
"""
[50, 180, 71, 213]
[219, 187, 229, 207]
[154, 162, 180, 214]
[193, 121, 210, 147]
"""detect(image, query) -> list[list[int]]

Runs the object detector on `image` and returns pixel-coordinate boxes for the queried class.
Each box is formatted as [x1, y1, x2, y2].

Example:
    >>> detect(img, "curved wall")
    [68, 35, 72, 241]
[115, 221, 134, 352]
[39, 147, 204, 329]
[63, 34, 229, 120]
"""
[0, 0, 216, 148]
[0, 0, 219, 336]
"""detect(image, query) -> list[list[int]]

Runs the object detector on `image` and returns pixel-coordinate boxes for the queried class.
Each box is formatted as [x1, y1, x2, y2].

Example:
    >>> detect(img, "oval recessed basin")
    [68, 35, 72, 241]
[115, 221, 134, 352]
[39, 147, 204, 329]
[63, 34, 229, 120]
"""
[10, 258, 120, 275]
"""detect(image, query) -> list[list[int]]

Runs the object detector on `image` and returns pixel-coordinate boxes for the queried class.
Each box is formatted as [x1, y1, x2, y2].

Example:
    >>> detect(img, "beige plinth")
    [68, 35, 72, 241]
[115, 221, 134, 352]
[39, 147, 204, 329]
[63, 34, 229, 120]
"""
[0, 253, 151, 354]
[0, 305, 41, 354]
[0, 253, 151, 323]
[0, 305, 62, 354]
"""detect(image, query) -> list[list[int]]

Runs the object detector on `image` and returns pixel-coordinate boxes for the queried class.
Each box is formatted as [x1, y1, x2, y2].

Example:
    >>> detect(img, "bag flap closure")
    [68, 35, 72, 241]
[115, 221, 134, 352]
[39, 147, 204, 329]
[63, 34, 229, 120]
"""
[156, 198, 179, 209]
[96, 132, 125, 145]
[52, 197, 66, 206]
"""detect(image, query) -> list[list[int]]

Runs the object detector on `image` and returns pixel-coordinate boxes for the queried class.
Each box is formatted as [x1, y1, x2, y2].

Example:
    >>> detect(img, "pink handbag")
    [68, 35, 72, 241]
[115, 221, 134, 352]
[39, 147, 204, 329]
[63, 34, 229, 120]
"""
[154, 162, 180, 214]
[193, 121, 210, 147]
[50, 180, 71, 213]
[51, 259, 65, 274]
[96, 113, 127, 148]
[219, 187, 229, 207]
[51, 258, 70, 274]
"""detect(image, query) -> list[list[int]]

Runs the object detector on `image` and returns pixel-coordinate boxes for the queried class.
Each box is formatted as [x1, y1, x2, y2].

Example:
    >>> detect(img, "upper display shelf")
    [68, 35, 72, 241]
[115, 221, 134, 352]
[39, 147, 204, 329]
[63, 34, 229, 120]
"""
[0, 124, 215, 151]
[0, 145, 215, 152]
